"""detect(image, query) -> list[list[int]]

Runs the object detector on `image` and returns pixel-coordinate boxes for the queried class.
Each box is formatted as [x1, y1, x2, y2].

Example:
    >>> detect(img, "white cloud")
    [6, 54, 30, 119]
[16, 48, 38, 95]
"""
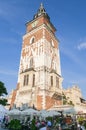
[77, 42, 86, 50]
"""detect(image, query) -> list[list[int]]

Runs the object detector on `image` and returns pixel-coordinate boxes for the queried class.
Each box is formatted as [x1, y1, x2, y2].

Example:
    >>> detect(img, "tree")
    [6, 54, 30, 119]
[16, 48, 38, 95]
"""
[0, 81, 8, 106]
[68, 100, 74, 106]
[62, 92, 68, 105]
[62, 92, 74, 106]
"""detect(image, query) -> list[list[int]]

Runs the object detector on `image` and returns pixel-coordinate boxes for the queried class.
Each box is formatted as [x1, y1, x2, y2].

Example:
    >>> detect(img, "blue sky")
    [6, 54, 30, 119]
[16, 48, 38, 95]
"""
[0, 0, 86, 99]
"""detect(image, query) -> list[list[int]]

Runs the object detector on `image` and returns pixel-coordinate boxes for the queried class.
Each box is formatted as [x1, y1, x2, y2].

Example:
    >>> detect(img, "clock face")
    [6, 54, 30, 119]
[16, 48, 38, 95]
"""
[31, 21, 38, 28]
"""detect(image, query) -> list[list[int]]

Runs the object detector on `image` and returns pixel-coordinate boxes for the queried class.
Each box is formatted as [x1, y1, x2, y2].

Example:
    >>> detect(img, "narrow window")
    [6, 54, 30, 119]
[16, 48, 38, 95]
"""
[23, 75, 26, 86]
[32, 37, 34, 43]
[56, 76, 59, 88]
[26, 75, 29, 85]
[51, 76, 53, 86]
[33, 74, 35, 87]
[23, 75, 29, 86]
[30, 37, 35, 44]
[30, 58, 33, 68]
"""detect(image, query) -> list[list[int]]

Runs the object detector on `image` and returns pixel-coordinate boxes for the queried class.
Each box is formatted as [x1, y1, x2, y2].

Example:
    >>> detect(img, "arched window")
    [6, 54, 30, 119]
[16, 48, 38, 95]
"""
[30, 36, 35, 44]
[51, 39, 54, 47]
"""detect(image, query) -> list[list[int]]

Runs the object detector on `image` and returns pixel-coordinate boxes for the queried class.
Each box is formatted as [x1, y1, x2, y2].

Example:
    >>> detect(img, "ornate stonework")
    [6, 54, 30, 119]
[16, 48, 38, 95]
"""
[11, 4, 63, 110]
[7, 4, 86, 112]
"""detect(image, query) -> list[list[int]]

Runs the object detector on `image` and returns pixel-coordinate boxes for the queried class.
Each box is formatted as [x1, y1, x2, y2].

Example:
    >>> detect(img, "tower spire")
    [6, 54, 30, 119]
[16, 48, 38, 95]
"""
[38, 3, 46, 14]
[33, 3, 50, 20]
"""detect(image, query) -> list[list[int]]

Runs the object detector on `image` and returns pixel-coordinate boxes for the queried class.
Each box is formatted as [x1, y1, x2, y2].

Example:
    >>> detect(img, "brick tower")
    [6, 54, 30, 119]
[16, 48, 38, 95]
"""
[14, 4, 63, 110]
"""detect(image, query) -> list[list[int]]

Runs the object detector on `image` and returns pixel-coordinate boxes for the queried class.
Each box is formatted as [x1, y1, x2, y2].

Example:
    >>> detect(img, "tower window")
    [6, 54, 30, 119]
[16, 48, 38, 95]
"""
[30, 58, 33, 68]
[51, 76, 53, 86]
[51, 39, 54, 47]
[30, 36, 35, 44]
[23, 75, 26, 86]
[32, 74, 35, 87]
[56, 76, 59, 88]
[26, 75, 29, 85]
[23, 74, 29, 86]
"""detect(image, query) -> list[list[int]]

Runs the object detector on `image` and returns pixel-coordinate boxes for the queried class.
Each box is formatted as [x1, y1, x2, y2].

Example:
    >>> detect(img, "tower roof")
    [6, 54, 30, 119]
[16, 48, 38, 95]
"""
[33, 3, 50, 20]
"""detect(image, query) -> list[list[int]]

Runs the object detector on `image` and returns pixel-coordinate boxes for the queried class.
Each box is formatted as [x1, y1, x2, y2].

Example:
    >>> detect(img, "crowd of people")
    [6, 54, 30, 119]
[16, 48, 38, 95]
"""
[0, 113, 86, 130]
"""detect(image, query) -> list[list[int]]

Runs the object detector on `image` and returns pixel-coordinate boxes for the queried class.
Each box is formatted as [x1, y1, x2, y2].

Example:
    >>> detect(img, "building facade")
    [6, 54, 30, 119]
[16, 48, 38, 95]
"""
[10, 4, 63, 110]
[63, 85, 82, 106]
[63, 85, 86, 113]
[8, 4, 86, 112]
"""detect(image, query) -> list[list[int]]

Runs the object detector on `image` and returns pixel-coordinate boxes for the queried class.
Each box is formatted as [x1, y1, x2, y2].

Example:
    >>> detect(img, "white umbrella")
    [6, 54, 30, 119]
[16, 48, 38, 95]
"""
[47, 110, 61, 116]
[22, 108, 38, 115]
[38, 110, 47, 115]
[0, 105, 8, 112]
[63, 108, 77, 115]
[8, 109, 21, 115]
[46, 110, 60, 117]
[40, 110, 61, 117]
[0, 105, 8, 117]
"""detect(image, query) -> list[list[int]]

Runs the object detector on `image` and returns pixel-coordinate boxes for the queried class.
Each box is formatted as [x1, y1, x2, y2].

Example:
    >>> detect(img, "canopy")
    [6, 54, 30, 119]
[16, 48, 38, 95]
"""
[63, 108, 77, 115]
[46, 110, 60, 117]
[38, 110, 47, 114]
[8, 108, 21, 115]
[21, 108, 38, 115]
[0, 105, 8, 118]
[40, 110, 61, 117]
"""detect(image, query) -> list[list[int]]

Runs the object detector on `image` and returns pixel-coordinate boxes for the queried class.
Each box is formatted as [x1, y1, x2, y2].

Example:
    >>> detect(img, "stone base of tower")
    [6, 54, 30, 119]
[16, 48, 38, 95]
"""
[37, 95, 62, 110]
[9, 84, 62, 110]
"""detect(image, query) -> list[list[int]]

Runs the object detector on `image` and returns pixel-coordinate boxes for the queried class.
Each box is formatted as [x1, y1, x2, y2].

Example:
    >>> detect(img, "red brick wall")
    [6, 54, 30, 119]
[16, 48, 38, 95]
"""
[36, 94, 62, 110]
[10, 83, 19, 109]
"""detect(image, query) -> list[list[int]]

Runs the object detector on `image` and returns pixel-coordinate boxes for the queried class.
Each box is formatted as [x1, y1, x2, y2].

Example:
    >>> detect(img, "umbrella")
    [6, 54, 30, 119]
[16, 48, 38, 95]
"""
[0, 105, 8, 117]
[63, 108, 77, 115]
[8, 109, 21, 115]
[0, 105, 8, 113]
[21, 108, 38, 115]
[46, 110, 61, 117]
[38, 110, 47, 115]
[40, 110, 61, 117]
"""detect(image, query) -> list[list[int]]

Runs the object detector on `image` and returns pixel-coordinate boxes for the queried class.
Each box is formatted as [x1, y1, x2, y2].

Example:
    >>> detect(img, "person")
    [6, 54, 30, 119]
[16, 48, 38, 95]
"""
[80, 124, 85, 130]
[39, 124, 47, 130]
[47, 120, 52, 127]
[36, 120, 41, 129]
[77, 122, 81, 130]
[58, 124, 62, 130]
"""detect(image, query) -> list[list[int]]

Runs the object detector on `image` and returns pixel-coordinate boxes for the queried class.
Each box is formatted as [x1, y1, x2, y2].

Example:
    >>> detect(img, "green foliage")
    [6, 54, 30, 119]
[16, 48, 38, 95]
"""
[68, 100, 74, 106]
[62, 93, 68, 105]
[0, 98, 7, 106]
[83, 121, 86, 129]
[30, 119, 37, 130]
[62, 92, 74, 106]
[8, 119, 22, 130]
[77, 116, 84, 122]
[0, 81, 8, 106]
[0, 81, 8, 96]
[46, 116, 53, 122]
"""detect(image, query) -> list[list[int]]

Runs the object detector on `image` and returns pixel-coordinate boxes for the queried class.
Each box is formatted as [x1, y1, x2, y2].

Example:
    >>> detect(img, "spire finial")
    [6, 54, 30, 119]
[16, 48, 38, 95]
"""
[38, 3, 46, 14]
[40, 3, 44, 9]
[33, 3, 50, 20]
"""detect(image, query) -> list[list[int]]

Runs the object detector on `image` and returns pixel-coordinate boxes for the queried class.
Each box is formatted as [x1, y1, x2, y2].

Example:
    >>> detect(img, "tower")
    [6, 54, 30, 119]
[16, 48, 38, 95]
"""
[14, 4, 63, 110]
